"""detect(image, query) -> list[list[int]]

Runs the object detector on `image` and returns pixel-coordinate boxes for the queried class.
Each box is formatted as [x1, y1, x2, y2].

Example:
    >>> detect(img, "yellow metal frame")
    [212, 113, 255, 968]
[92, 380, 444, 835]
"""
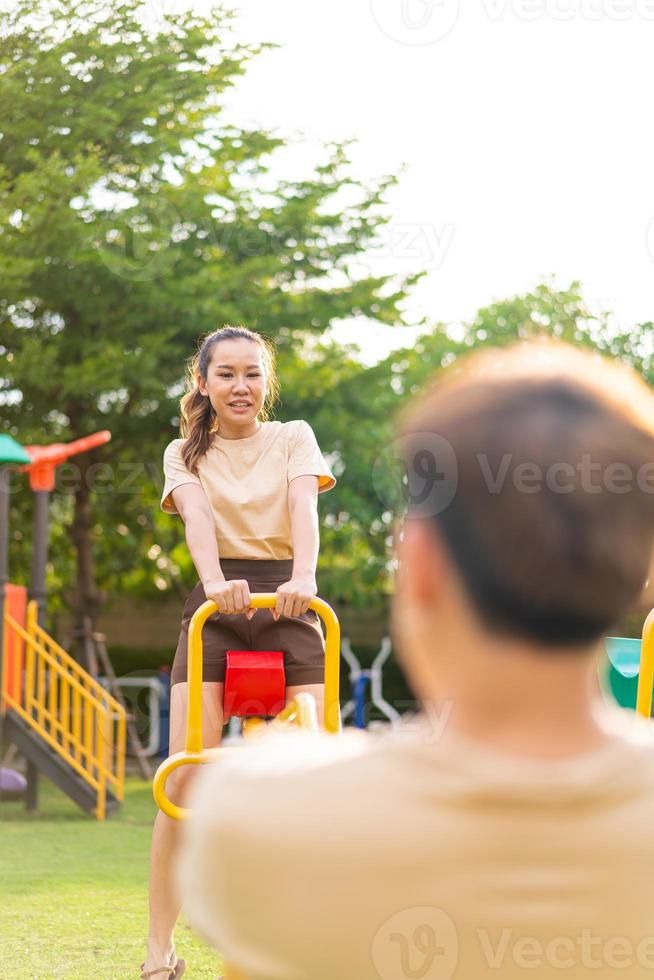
[152, 593, 340, 821]
[636, 608, 654, 718]
[1, 600, 126, 820]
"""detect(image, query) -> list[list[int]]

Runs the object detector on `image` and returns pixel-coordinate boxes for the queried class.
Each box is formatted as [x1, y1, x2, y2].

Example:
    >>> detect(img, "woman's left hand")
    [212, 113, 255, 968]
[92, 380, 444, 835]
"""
[272, 573, 317, 620]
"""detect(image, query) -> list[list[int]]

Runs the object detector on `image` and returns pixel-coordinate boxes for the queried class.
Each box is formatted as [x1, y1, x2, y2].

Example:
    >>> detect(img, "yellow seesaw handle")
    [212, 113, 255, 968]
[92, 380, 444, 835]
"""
[637, 607, 654, 718]
[153, 594, 341, 820]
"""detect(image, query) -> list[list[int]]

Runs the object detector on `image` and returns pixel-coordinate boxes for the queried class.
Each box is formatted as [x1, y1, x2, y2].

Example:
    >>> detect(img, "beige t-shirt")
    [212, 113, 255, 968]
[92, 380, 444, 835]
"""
[179, 710, 654, 980]
[160, 420, 336, 560]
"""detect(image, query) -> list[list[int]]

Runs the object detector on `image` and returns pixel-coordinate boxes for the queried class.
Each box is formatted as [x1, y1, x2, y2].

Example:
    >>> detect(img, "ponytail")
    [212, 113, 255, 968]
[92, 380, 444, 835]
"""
[179, 386, 216, 475]
[179, 325, 280, 475]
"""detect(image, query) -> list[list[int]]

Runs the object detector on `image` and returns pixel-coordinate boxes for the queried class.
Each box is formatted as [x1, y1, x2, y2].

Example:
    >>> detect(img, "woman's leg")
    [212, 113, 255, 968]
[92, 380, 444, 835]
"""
[143, 681, 224, 974]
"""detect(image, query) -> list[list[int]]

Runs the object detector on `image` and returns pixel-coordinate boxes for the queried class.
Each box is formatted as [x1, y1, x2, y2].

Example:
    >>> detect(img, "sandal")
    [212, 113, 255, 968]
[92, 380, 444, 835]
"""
[139, 962, 186, 979]
[140, 949, 186, 979]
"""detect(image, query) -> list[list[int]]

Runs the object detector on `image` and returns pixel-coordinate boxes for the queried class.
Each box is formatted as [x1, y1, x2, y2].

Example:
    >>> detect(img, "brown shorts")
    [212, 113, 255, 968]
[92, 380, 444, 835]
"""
[170, 558, 326, 687]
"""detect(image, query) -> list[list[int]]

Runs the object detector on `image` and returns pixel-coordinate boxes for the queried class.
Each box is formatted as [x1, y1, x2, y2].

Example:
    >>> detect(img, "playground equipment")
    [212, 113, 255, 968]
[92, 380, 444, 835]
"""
[102, 675, 167, 758]
[224, 649, 286, 719]
[636, 609, 654, 717]
[0, 431, 127, 819]
[341, 636, 400, 729]
[19, 432, 112, 622]
[64, 617, 152, 778]
[603, 636, 640, 710]
[0, 765, 27, 800]
[153, 593, 340, 821]
[603, 611, 654, 719]
[0, 436, 31, 693]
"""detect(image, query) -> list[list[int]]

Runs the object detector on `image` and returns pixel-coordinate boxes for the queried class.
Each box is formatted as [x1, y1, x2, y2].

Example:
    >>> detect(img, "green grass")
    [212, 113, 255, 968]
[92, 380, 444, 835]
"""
[0, 777, 224, 979]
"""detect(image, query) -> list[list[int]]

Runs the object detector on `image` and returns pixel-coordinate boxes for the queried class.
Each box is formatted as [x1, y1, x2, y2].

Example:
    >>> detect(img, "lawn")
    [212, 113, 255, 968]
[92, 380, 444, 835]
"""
[0, 777, 224, 979]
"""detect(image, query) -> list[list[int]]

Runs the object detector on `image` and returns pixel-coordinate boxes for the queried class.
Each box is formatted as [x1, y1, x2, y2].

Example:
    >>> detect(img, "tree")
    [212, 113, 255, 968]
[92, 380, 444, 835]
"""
[0, 0, 417, 636]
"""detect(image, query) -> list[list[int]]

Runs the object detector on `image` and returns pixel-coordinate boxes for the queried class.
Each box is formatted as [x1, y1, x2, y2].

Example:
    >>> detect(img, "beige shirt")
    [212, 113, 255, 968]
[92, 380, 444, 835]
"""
[180, 710, 654, 980]
[160, 420, 336, 560]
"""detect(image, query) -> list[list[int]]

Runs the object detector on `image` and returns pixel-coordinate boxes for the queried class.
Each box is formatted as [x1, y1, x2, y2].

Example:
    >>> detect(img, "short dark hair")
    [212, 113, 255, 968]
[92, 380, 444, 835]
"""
[397, 341, 654, 646]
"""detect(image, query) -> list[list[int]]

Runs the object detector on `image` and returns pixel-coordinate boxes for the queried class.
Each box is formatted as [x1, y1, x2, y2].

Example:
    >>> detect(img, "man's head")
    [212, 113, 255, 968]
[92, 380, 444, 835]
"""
[391, 340, 654, 702]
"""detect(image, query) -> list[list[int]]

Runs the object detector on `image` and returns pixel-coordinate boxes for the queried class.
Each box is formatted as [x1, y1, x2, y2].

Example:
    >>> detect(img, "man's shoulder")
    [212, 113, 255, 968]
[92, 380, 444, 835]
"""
[221, 728, 372, 784]
[190, 728, 377, 820]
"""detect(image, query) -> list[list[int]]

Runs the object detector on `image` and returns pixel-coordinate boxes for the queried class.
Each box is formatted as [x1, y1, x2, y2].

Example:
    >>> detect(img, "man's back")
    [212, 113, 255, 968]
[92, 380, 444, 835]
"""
[182, 711, 654, 980]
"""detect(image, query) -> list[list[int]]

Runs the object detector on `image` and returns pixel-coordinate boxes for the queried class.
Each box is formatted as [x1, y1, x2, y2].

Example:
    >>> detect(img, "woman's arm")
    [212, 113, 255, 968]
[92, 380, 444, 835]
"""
[273, 475, 320, 620]
[172, 483, 254, 617]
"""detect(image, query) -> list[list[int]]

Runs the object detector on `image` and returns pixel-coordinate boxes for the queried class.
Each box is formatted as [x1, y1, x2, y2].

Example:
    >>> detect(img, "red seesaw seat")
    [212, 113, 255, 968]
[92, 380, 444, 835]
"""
[223, 650, 285, 720]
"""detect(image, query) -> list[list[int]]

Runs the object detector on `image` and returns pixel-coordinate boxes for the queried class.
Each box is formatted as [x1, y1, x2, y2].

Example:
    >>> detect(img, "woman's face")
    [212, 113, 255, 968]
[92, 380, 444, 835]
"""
[198, 338, 267, 427]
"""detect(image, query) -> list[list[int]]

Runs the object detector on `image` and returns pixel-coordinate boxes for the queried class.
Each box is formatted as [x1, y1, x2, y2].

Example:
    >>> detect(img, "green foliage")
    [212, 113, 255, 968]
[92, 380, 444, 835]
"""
[0, 0, 416, 617]
[3, 4, 651, 624]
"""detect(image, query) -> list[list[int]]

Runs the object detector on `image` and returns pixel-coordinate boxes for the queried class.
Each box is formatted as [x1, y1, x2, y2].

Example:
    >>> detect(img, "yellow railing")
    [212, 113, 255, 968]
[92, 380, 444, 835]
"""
[636, 608, 654, 718]
[153, 593, 340, 821]
[1, 600, 126, 820]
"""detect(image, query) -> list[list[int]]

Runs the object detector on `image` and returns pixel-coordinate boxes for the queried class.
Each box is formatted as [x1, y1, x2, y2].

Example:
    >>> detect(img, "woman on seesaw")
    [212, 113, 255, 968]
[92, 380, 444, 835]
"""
[141, 325, 336, 979]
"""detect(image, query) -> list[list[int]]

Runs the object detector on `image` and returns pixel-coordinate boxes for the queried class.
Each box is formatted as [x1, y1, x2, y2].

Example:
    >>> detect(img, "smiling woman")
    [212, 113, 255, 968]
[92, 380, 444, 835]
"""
[142, 325, 336, 979]
[176, 326, 280, 475]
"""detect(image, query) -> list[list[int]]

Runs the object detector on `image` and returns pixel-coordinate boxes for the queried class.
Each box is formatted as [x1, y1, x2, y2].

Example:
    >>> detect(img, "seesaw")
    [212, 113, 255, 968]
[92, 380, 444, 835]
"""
[153, 593, 341, 820]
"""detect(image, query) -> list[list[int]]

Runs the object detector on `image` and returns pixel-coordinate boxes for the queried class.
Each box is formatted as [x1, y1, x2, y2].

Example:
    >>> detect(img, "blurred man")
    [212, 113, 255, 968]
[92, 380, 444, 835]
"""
[178, 340, 654, 980]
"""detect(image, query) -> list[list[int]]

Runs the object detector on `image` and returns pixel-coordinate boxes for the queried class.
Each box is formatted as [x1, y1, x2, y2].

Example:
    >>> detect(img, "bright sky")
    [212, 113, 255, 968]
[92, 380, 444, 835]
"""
[156, 0, 654, 363]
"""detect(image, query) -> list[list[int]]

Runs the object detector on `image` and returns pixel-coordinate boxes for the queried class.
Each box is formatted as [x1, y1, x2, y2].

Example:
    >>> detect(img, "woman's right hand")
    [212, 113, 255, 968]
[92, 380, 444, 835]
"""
[203, 577, 256, 620]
